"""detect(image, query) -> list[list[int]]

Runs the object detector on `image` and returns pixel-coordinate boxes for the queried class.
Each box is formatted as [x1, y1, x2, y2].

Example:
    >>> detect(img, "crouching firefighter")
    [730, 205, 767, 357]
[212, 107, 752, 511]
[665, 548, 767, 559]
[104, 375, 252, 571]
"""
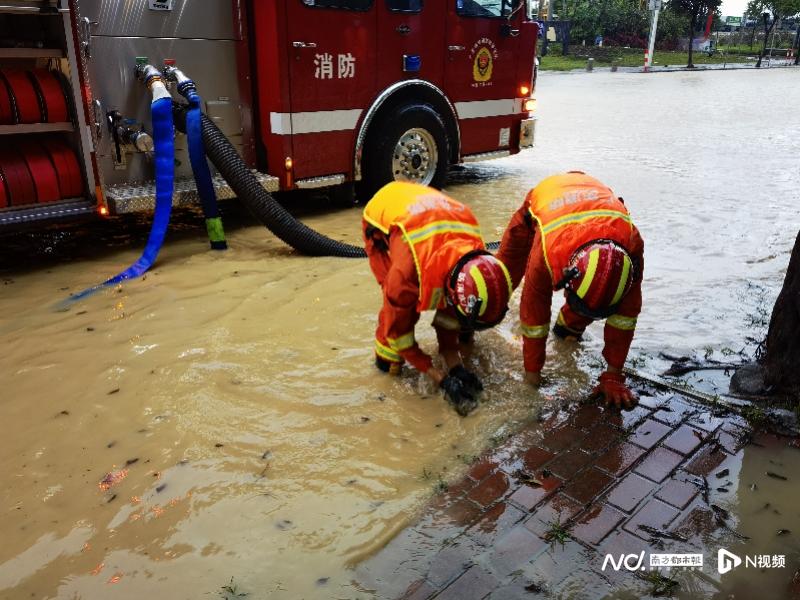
[496, 172, 644, 409]
[363, 182, 513, 416]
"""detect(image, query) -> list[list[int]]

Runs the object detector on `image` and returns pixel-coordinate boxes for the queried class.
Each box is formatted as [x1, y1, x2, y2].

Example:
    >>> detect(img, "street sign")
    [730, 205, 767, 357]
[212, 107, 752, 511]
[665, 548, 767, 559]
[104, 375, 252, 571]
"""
[725, 16, 743, 25]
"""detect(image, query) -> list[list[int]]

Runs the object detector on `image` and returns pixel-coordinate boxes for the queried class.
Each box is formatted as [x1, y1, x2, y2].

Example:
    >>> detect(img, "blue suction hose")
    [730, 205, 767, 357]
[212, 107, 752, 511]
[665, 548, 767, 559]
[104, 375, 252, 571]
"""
[164, 65, 226, 250]
[65, 65, 175, 303]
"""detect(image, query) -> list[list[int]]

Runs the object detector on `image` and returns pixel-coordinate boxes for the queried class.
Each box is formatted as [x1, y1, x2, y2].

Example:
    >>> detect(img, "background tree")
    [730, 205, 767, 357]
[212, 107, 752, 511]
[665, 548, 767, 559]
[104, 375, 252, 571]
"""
[667, 0, 722, 66]
[760, 231, 800, 400]
[747, 0, 800, 67]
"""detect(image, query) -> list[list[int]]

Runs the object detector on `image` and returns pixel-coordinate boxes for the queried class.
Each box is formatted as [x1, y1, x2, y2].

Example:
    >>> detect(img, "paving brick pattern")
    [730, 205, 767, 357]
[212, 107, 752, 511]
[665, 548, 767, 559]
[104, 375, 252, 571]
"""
[356, 387, 783, 599]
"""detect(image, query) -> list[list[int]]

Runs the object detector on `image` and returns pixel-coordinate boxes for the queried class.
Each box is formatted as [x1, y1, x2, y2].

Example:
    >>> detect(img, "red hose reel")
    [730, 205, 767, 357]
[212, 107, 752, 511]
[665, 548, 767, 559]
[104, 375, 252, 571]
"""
[0, 68, 70, 125]
[0, 139, 84, 207]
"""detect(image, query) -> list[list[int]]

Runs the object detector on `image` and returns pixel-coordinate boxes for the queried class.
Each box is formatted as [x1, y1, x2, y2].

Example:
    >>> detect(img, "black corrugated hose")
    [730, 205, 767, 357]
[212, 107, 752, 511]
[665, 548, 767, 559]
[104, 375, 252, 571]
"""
[174, 104, 499, 258]
[181, 106, 366, 258]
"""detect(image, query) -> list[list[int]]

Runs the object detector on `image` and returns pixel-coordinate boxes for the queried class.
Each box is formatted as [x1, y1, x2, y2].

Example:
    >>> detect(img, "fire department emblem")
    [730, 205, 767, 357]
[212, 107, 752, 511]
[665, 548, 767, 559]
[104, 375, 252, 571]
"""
[470, 38, 498, 87]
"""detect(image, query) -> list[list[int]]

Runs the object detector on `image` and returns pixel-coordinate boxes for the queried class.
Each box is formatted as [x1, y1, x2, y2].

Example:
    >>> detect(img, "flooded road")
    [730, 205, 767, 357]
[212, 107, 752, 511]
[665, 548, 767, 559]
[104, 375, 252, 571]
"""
[1, 68, 799, 599]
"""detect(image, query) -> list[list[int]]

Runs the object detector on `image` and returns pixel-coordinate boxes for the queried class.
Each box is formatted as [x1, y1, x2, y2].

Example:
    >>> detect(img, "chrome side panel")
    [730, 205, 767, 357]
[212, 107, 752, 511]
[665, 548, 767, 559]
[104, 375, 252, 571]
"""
[76, 0, 248, 189]
[88, 36, 244, 186]
[79, 0, 237, 40]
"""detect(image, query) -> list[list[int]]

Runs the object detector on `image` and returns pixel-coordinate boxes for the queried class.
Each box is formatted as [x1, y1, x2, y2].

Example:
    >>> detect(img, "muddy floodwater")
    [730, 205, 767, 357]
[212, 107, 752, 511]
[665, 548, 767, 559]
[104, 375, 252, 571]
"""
[1, 68, 799, 599]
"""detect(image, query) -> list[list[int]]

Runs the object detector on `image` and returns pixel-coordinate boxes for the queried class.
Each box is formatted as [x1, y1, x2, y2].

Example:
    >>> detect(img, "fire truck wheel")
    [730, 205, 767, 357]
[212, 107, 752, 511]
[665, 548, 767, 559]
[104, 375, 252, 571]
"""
[363, 103, 449, 198]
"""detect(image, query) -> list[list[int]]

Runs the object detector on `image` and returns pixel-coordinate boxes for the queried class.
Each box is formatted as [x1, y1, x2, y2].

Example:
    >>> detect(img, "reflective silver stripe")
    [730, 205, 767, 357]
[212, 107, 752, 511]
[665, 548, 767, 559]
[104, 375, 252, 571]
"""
[607, 314, 637, 331]
[433, 312, 460, 331]
[521, 323, 550, 338]
[454, 98, 525, 119]
[270, 109, 363, 135]
[388, 331, 416, 352]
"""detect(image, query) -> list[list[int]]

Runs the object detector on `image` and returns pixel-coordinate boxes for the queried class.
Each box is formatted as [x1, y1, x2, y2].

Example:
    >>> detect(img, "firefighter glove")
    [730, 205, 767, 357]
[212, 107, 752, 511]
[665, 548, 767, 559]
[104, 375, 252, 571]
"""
[448, 365, 484, 394]
[440, 376, 478, 417]
[589, 371, 637, 409]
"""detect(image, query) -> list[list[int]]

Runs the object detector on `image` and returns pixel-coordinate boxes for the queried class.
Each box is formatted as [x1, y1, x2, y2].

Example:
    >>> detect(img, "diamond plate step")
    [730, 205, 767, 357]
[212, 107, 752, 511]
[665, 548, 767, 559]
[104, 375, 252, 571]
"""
[105, 172, 280, 215]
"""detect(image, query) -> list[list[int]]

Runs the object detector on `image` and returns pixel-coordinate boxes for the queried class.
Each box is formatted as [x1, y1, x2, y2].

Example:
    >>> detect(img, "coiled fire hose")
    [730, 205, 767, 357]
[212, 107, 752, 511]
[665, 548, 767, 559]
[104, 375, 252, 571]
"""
[67, 63, 175, 302]
[164, 64, 227, 250]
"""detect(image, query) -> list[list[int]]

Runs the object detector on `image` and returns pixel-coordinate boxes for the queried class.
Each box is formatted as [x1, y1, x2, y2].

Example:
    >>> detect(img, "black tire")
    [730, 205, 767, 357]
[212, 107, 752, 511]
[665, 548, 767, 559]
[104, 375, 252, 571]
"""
[359, 103, 450, 201]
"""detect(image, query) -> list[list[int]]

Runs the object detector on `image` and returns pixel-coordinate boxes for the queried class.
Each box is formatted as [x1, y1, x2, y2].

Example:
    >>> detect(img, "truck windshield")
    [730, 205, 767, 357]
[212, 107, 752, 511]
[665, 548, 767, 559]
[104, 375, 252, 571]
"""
[455, 0, 518, 18]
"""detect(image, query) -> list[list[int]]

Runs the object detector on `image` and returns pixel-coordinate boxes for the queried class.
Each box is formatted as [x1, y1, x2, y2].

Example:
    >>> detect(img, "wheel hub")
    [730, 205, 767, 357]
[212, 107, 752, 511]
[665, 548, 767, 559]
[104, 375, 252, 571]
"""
[392, 128, 438, 186]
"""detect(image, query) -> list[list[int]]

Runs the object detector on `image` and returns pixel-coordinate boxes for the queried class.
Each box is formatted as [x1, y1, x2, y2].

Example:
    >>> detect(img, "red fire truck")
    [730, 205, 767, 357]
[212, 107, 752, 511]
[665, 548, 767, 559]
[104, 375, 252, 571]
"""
[0, 0, 538, 227]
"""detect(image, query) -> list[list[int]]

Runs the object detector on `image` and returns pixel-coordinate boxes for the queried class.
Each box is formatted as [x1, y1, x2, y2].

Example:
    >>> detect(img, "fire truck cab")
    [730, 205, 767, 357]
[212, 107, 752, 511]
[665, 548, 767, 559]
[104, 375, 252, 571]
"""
[0, 0, 538, 226]
[259, 0, 539, 197]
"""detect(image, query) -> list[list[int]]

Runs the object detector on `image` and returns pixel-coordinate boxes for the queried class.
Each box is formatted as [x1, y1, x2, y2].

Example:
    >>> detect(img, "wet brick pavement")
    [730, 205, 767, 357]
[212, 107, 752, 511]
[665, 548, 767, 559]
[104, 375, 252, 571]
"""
[356, 385, 796, 599]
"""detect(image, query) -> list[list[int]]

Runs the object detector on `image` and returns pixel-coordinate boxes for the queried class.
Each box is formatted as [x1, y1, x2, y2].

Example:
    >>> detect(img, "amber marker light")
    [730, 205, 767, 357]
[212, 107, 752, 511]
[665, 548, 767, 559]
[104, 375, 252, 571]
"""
[519, 84, 531, 96]
[285, 157, 293, 171]
[99, 206, 109, 216]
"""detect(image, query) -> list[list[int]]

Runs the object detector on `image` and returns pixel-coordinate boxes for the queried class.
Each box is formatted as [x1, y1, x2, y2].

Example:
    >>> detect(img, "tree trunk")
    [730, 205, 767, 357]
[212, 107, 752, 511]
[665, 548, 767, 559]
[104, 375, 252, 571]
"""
[749, 25, 756, 49]
[762, 230, 800, 399]
[688, 12, 696, 67]
[794, 27, 800, 65]
[757, 15, 775, 67]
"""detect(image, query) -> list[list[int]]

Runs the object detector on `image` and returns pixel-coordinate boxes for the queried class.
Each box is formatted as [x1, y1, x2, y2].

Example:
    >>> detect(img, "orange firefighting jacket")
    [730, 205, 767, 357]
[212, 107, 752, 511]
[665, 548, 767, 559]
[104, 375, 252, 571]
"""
[496, 173, 644, 374]
[363, 182, 486, 372]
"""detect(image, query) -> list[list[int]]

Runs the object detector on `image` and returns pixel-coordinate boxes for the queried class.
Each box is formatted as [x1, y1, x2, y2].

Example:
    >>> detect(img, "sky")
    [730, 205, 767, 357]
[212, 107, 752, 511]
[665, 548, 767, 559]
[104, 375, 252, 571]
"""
[720, 0, 749, 17]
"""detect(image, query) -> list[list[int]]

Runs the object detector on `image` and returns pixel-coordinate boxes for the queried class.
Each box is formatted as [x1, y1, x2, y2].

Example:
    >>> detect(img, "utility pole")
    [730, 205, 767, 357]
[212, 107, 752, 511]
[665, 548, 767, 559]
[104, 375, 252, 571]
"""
[644, 0, 662, 71]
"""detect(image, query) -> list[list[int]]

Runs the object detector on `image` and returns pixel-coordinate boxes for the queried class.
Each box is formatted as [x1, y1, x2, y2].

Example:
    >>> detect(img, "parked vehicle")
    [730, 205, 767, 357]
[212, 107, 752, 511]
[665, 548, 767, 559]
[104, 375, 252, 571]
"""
[0, 0, 539, 227]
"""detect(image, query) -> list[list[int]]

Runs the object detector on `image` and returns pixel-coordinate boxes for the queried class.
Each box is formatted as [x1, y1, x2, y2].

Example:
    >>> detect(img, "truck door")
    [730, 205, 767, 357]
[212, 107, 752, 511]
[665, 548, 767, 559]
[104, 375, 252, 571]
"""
[376, 0, 446, 90]
[284, 0, 377, 181]
[444, 0, 524, 155]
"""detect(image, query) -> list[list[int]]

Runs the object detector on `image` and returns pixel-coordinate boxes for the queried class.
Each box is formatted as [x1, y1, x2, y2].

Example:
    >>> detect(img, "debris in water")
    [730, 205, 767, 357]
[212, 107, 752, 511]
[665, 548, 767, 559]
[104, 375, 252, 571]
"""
[316, 577, 329, 586]
[715, 468, 730, 479]
[524, 582, 544, 593]
[106, 441, 116, 449]
[512, 469, 544, 487]
[275, 519, 293, 530]
[711, 504, 730, 520]
[106, 494, 117, 503]
[99, 469, 128, 491]
[360, 416, 370, 423]
[749, 483, 758, 491]
[777, 529, 791, 536]
[766, 471, 788, 481]
[377, 393, 385, 402]
[638, 525, 689, 542]
[58, 410, 69, 416]
[125, 458, 139, 466]
[86, 327, 94, 332]
[215, 443, 224, 448]
[261, 450, 271, 460]
[76, 310, 87, 315]
[701, 476, 710, 504]
[156, 484, 166, 493]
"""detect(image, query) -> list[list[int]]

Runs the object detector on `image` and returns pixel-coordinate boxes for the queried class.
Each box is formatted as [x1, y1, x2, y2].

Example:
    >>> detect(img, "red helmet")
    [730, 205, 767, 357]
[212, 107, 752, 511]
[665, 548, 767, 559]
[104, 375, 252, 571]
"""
[560, 240, 634, 319]
[446, 251, 513, 330]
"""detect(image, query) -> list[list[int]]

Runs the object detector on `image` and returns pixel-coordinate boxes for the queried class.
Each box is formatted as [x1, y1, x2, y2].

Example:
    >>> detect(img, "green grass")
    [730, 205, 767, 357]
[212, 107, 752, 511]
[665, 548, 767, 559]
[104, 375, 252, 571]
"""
[544, 519, 571, 546]
[538, 48, 758, 71]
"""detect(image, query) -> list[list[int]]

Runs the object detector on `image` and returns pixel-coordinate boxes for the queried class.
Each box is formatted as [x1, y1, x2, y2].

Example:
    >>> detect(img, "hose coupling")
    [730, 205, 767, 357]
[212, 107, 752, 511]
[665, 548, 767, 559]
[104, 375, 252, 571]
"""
[162, 64, 197, 97]
[135, 62, 163, 88]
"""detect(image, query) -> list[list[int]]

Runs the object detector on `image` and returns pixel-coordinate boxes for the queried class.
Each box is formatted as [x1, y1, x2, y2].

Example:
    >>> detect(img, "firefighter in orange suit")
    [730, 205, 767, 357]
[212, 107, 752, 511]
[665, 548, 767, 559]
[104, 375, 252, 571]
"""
[496, 172, 644, 408]
[363, 182, 513, 416]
